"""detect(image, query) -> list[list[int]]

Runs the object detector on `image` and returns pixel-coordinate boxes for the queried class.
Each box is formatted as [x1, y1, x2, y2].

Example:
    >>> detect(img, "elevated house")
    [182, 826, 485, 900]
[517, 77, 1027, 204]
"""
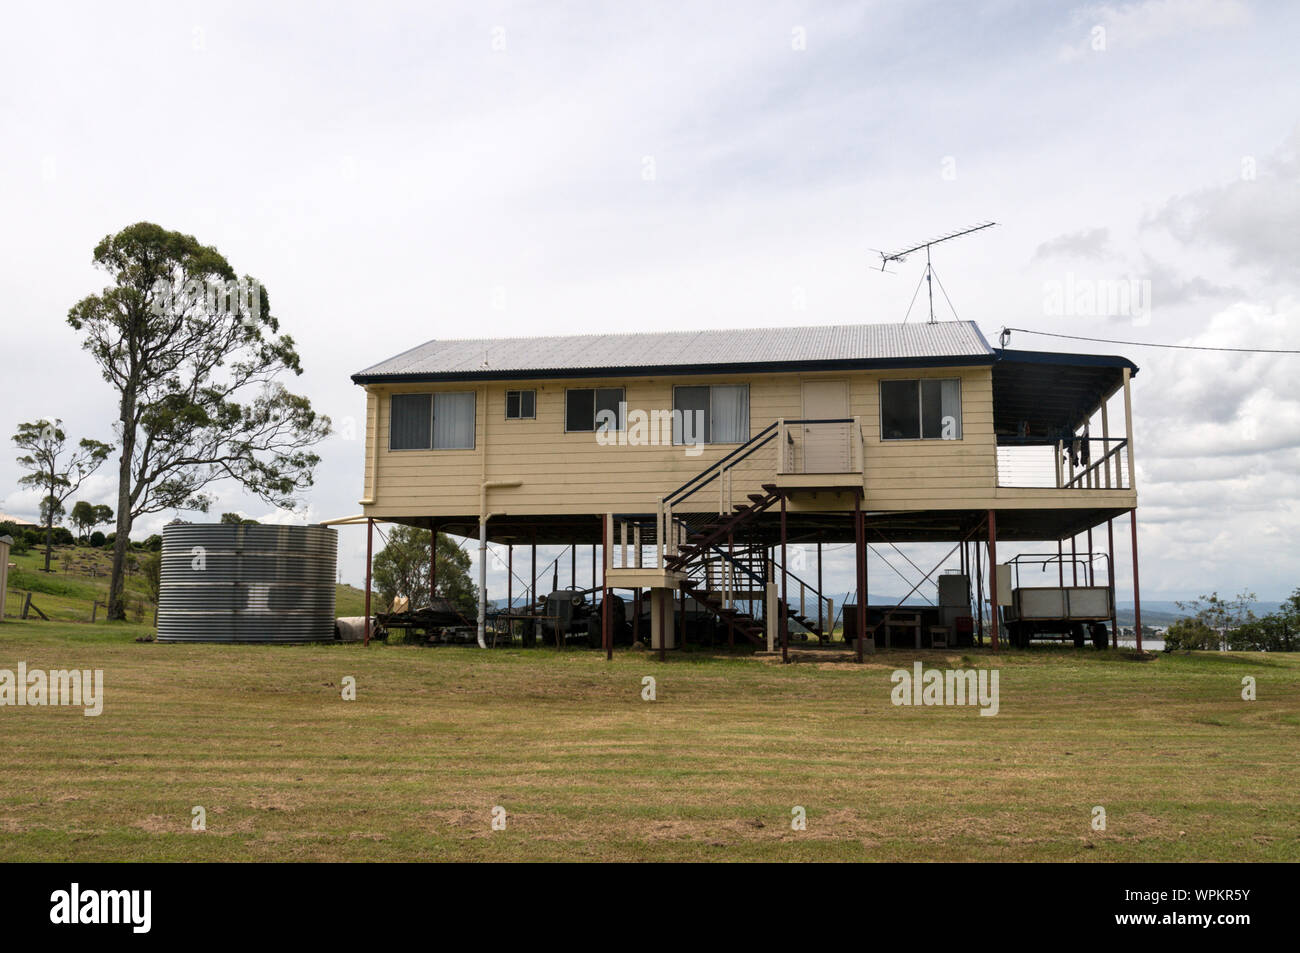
[347, 320, 1141, 659]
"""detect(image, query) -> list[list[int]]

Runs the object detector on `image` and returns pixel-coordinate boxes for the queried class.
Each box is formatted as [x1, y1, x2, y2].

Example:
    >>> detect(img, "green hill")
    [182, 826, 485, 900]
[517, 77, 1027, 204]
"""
[4, 543, 369, 625]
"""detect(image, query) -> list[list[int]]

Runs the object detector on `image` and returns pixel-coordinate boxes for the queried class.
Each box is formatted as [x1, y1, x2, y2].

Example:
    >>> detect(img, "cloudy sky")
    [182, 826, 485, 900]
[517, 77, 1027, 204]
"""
[1, 0, 1296, 604]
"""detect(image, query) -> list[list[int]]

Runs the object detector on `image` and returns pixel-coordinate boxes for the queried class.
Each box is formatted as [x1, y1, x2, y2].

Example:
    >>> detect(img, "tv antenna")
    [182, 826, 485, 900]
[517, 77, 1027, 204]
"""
[876, 221, 997, 324]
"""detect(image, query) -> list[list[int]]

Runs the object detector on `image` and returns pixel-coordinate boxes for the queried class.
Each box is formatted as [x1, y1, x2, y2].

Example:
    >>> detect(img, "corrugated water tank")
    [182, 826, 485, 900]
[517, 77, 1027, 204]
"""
[156, 522, 337, 643]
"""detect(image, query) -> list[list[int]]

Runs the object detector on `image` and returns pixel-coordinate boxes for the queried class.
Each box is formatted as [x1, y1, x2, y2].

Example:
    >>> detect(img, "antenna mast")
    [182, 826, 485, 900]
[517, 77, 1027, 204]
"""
[877, 221, 997, 324]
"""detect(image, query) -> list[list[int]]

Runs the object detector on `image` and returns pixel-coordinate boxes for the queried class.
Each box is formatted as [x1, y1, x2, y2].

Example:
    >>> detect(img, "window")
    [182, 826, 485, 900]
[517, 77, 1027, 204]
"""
[880, 379, 961, 440]
[566, 387, 624, 432]
[390, 394, 432, 450]
[389, 392, 476, 450]
[673, 384, 750, 444]
[505, 389, 536, 420]
[433, 392, 476, 448]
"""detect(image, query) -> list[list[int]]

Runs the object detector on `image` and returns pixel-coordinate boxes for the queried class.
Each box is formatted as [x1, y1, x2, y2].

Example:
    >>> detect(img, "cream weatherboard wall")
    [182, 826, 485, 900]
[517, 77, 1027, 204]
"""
[355, 364, 1042, 519]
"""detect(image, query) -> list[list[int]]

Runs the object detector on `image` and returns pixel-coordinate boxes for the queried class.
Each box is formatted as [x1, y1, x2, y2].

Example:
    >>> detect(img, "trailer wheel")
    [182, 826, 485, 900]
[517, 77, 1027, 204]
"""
[1071, 623, 1086, 648]
[1090, 622, 1109, 650]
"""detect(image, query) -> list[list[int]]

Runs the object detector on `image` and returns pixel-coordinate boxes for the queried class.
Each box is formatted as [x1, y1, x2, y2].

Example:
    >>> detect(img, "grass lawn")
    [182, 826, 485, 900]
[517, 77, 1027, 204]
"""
[1, 618, 1297, 862]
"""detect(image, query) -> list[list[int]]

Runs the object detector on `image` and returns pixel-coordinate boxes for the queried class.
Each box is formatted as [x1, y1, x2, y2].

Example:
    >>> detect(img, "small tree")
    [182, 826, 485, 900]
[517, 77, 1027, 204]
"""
[70, 501, 113, 542]
[1230, 587, 1299, 652]
[70, 500, 96, 541]
[1164, 617, 1218, 651]
[13, 418, 112, 572]
[1177, 591, 1256, 640]
[90, 504, 113, 537]
[67, 222, 330, 619]
[373, 526, 477, 617]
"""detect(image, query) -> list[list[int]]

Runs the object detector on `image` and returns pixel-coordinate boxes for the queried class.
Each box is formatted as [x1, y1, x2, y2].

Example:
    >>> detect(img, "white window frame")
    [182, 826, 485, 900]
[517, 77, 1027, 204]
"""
[671, 383, 751, 445]
[388, 391, 477, 451]
[878, 378, 963, 441]
[505, 389, 536, 421]
[564, 387, 625, 433]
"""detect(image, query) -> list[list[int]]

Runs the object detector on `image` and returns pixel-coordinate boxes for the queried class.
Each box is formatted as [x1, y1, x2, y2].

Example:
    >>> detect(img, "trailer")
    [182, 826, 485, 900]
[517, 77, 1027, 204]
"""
[375, 597, 476, 644]
[1000, 554, 1114, 649]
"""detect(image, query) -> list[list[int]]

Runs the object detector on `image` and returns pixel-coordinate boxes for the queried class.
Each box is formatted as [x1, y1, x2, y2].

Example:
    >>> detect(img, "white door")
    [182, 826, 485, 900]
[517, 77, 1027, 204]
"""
[801, 380, 850, 472]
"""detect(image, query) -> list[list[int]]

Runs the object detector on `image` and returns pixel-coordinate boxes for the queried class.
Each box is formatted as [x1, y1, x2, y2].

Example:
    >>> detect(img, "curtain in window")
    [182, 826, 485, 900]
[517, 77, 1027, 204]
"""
[433, 392, 475, 449]
[938, 379, 962, 439]
[390, 394, 432, 449]
[711, 385, 749, 443]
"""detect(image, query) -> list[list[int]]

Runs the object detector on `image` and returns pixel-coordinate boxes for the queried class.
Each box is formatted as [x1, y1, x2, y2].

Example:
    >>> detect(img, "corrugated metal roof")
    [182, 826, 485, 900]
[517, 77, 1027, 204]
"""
[353, 320, 994, 382]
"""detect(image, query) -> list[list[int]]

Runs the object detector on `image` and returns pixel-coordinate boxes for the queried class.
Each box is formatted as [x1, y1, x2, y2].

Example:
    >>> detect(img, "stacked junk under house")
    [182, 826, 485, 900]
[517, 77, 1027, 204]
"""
[309, 319, 1144, 662]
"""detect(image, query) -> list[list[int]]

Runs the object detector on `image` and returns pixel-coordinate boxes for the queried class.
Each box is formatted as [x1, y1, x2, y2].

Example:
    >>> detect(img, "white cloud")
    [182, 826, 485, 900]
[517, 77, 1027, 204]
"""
[1059, 0, 1250, 60]
[0, 0, 1296, 603]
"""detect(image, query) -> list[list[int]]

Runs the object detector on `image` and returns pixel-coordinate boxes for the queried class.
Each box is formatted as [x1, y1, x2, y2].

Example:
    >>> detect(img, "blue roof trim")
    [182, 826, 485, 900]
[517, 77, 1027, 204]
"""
[994, 348, 1140, 375]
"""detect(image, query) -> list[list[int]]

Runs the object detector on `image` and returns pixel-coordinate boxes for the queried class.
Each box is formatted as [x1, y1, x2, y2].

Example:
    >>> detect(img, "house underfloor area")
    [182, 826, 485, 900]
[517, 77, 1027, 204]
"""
[342, 498, 1146, 664]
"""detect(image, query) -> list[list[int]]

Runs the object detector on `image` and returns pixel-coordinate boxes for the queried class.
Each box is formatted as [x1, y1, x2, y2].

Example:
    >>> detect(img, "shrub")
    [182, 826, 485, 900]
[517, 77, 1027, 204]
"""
[1164, 618, 1220, 651]
[0, 522, 30, 552]
[89, 531, 106, 547]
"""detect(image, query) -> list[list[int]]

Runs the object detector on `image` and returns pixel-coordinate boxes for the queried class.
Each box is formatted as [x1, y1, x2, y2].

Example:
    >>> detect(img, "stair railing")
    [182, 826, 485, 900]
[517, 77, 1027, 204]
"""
[656, 421, 781, 567]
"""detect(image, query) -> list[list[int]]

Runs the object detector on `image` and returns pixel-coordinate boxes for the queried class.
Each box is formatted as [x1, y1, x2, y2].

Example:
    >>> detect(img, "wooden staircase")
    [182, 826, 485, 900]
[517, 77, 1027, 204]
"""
[663, 485, 782, 572]
[682, 582, 767, 645]
[661, 485, 828, 646]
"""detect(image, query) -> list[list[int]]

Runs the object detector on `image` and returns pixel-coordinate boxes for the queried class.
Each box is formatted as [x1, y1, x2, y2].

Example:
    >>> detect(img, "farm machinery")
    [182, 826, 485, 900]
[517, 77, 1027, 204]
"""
[999, 553, 1114, 649]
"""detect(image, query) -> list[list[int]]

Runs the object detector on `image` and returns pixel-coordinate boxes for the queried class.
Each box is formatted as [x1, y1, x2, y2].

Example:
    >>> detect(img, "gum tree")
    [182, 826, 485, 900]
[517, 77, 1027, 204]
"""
[373, 526, 478, 617]
[13, 418, 111, 571]
[67, 222, 330, 620]
[70, 500, 113, 541]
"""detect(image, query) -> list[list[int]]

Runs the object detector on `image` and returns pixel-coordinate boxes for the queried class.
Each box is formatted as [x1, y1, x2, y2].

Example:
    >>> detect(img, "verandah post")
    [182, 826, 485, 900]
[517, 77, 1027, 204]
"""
[780, 493, 788, 664]
[1107, 518, 1118, 649]
[1130, 509, 1142, 653]
[854, 495, 865, 663]
[988, 510, 999, 652]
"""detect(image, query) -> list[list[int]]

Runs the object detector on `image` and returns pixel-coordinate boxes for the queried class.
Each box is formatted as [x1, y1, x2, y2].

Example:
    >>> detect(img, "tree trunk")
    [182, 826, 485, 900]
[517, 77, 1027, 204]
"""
[107, 386, 137, 621]
[43, 461, 54, 572]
